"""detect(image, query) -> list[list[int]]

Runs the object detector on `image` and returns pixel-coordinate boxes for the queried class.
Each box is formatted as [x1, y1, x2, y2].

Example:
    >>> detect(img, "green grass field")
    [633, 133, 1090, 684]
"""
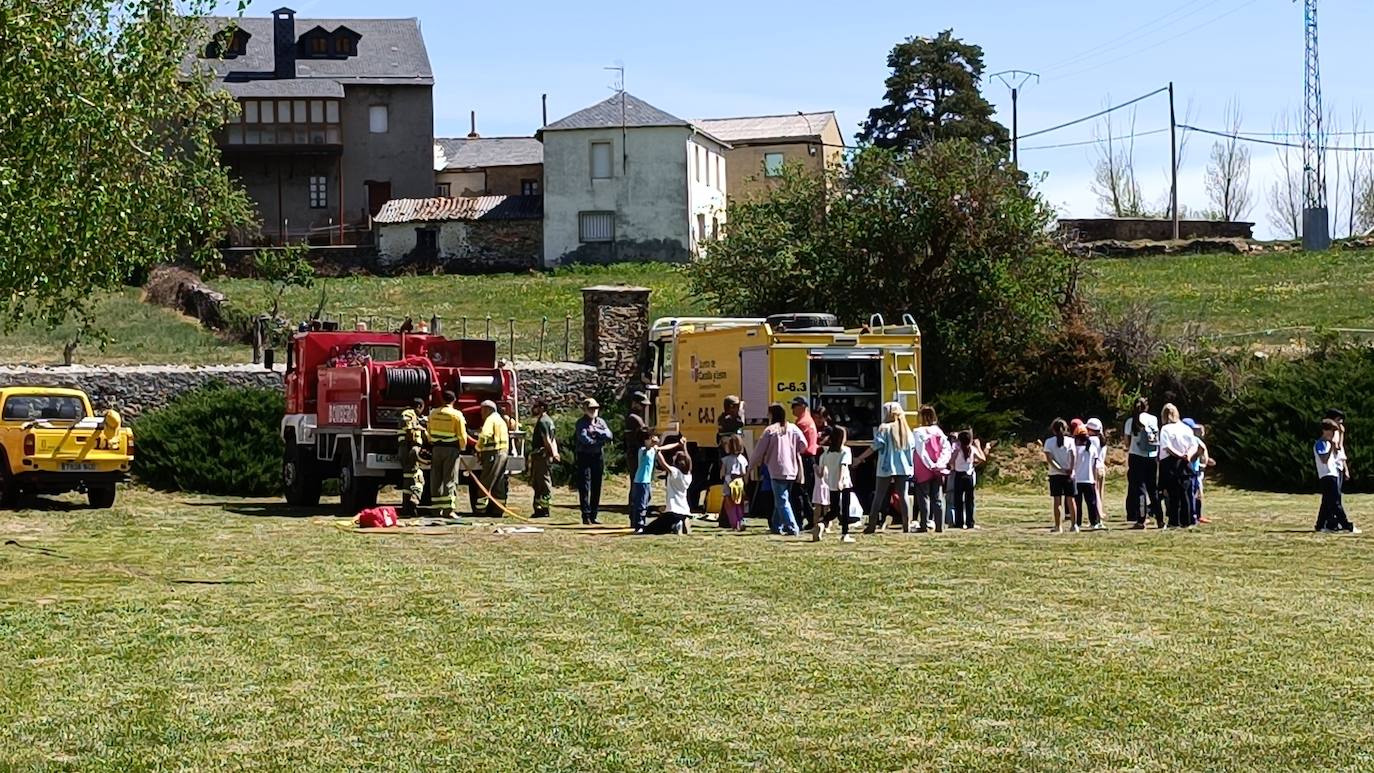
[2, 480, 1371, 770]
[1085, 249, 1374, 338]
[5, 251, 1373, 365]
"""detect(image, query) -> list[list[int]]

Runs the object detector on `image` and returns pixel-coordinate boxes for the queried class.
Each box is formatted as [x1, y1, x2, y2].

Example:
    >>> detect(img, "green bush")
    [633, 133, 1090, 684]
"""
[134, 382, 283, 495]
[1211, 347, 1374, 492]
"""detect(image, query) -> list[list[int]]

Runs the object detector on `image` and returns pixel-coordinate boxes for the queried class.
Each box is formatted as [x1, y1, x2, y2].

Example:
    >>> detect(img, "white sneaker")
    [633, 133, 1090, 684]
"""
[926, 518, 936, 529]
[1052, 526, 1063, 533]
[840, 534, 855, 543]
[1070, 524, 1080, 533]
[1346, 526, 1363, 535]
[1093, 523, 1106, 531]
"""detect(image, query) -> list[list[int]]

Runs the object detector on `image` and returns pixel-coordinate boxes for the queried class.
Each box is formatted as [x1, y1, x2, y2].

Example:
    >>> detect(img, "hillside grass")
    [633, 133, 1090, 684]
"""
[1084, 249, 1374, 339]
[4, 251, 1373, 365]
[1, 480, 1370, 770]
[0, 288, 249, 367]
[216, 263, 709, 361]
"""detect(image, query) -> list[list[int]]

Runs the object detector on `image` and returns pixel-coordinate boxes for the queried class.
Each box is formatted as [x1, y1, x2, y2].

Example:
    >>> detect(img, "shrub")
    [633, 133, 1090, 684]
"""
[1015, 311, 1122, 427]
[1211, 346, 1374, 492]
[134, 382, 283, 495]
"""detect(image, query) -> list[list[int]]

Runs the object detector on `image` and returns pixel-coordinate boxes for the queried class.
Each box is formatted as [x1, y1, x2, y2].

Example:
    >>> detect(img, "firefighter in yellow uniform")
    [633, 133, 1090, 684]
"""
[475, 399, 510, 515]
[426, 390, 467, 520]
[396, 397, 426, 516]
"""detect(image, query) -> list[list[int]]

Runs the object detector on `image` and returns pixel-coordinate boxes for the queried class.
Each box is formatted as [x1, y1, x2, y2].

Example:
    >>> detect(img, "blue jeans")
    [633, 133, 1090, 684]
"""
[770, 478, 799, 535]
[629, 481, 651, 530]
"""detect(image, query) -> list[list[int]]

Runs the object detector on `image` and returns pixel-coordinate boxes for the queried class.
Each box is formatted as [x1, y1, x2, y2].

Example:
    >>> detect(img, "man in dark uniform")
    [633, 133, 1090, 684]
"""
[624, 392, 649, 477]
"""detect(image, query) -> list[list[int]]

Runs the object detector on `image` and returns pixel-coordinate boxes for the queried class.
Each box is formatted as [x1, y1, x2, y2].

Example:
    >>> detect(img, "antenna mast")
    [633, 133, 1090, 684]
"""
[1300, 0, 1330, 249]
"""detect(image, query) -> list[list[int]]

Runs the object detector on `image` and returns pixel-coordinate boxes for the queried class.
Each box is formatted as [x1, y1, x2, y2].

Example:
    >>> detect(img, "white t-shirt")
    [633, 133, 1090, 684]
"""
[1315, 439, 1339, 479]
[953, 445, 976, 474]
[820, 447, 853, 490]
[1125, 414, 1160, 457]
[1044, 436, 1074, 476]
[720, 453, 748, 482]
[1158, 422, 1199, 460]
[1073, 442, 1100, 484]
[665, 467, 692, 514]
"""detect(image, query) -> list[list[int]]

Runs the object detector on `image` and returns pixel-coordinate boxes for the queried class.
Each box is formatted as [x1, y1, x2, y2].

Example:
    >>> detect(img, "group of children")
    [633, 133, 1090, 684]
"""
[1044, 404, 1216, 532]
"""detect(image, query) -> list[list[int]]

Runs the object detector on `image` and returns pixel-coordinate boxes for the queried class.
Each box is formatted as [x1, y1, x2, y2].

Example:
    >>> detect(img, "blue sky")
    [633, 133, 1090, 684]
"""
[232, 0, 1374, 237]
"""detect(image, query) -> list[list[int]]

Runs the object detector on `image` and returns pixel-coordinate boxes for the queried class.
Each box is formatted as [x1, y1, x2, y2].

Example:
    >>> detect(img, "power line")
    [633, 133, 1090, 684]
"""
[1015, 86, 1168, 142]
[1050, 0, 1262, 81]
[1179, 124, 1373, 152]
[1040, 0, 1221, 74]
[1020, 128, 1170, 152]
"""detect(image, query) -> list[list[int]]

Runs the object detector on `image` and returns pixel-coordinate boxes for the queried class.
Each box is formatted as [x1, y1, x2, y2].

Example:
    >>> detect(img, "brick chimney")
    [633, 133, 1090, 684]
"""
[273, 7, 296, 79]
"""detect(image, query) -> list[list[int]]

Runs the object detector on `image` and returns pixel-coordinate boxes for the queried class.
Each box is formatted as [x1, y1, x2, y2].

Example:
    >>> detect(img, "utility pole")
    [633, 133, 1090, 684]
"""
[1169, 81, 1179, 240]
[991, 70, 1039, 168]
[1299, 0, 1330, 250]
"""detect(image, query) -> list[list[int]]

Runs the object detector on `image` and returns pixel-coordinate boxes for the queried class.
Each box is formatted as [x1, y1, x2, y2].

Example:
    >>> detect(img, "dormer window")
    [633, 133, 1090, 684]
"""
[203, 27, 250, 59]
[297, 25, 361, 59]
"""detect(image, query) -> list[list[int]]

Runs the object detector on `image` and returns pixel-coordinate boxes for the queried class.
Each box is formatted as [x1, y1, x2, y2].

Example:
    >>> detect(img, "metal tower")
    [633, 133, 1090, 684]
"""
[1301, 0, 1330, 249]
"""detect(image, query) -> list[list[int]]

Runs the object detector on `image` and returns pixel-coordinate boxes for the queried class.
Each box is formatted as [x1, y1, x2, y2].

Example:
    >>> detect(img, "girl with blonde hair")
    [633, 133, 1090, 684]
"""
[855, 403, 917, 533]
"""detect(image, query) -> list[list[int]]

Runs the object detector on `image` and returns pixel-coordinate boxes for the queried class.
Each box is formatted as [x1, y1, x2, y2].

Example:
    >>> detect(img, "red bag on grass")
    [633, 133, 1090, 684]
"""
[356, 506, 399, 528]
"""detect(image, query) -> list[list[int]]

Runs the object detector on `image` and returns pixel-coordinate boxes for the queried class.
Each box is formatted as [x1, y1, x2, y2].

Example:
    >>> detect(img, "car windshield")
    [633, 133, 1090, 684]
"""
[1, 395, 87, 422]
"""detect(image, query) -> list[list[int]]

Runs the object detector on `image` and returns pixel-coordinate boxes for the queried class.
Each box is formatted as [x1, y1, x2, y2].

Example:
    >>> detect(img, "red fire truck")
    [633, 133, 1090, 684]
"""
[278, 327, 522, 511]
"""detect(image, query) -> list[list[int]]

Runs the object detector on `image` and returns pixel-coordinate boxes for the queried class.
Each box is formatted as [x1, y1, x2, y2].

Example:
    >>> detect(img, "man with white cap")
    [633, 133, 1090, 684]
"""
[574, 397, 614, 524]
[475, 399, 510, 515]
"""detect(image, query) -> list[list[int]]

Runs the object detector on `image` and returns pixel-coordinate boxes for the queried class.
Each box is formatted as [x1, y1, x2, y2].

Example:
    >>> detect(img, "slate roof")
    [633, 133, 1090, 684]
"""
[434, 137, 543, 170]
[543, 93, 687, 131]
[191, 13, 433, 85]
[373, 195, 543, 224]
[694, 112, 837, 144]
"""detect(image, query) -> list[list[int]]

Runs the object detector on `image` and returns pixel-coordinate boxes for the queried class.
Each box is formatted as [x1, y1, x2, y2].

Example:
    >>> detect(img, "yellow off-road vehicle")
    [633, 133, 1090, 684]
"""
[0, 387, 133, 508]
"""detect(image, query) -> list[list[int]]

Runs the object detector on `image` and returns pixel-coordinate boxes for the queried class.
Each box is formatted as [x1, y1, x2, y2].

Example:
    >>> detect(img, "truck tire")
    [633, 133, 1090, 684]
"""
[337, 445, 379, 512]
[0, 457, 20, 509]
[87, 485, 116, 509]
[283, 443, 322, 507]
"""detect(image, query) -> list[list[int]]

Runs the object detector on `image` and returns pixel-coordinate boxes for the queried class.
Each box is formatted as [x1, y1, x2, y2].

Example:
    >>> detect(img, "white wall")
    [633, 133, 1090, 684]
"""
[687, 134, 728, 252]
[542, 125, 696, 266]
[377, 222, 418, 257]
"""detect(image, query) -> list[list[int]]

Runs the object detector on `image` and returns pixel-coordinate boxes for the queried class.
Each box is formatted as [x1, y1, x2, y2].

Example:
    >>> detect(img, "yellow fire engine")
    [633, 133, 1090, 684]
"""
[645, 313, 921, 454]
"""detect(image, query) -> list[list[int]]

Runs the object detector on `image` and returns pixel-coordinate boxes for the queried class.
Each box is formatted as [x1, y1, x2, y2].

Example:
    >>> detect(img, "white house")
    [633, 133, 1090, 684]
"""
[539, 92, 728, 266]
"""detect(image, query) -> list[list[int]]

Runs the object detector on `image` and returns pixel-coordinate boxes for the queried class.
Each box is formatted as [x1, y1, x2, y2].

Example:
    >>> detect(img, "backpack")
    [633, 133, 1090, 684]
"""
[356, 506, 399, 528]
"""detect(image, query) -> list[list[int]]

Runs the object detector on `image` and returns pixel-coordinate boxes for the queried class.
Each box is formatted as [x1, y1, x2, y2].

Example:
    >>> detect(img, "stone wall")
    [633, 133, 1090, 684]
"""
[581, 285, 651, 399]
[376, 219, 541, 274]
[0, 365, 283, 420]
[1057, 218, 1254, 242]
[0, 362, 602, 421]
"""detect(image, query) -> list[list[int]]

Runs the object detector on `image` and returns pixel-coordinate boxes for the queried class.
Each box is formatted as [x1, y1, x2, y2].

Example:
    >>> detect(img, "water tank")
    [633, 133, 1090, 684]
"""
[766, 313, 840, 332]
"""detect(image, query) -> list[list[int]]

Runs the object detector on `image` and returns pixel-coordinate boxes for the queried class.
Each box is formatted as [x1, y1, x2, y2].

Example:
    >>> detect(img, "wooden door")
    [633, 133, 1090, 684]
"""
[366, 181, 391, 217]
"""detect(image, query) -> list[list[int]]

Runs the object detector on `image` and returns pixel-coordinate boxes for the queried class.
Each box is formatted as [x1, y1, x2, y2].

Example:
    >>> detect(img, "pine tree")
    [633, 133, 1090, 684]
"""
[859, 30, 1008, 152]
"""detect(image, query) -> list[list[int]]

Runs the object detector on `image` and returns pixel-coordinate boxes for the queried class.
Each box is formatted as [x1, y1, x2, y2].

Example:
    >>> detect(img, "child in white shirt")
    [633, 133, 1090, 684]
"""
[1072, 427, 1104, 531]
[816, 426, 855, 542]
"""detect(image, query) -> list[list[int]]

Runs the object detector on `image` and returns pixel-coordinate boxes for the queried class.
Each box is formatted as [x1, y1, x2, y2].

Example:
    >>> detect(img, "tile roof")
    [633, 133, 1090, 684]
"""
[543, 92, 688, 131]
[373, 195, 543, 224]
[434, 137, 543, 170]
[191, 14, 433, 85]
[217, 79, 345, 99]
[694, 112, 837, 144]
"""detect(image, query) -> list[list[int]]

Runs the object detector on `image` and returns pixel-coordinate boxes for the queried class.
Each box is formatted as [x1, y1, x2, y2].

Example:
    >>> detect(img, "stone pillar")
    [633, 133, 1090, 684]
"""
[581, 285, 652, 399]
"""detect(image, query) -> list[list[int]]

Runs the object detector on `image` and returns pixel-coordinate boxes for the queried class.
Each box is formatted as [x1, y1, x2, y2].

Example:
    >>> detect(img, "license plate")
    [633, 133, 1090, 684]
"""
[61, 462, 97, 472]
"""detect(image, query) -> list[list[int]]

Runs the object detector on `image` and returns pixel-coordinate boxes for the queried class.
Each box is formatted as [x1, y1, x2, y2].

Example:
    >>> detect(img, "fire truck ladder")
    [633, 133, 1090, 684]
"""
[889, 349, 920, 413]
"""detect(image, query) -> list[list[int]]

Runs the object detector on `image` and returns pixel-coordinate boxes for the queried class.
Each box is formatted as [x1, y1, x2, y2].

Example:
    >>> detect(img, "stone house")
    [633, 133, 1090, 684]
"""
[694, 112, 844, 201]
[539, 92, 728, 267]
[192, 7, 434, 245]
[434, 136, 543, 198]
[373, 195, 542, 272]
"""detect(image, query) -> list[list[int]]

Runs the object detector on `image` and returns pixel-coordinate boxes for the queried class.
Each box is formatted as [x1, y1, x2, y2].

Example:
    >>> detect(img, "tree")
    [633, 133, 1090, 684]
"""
[1331, 106, 1369, 238]
[1267, 111, 1303, 240]
[688, 142, 1075, 398]
[0, 0, 255, 355]
[858, 30, 1008, 152]
[1091, 105, 1145, 217]
[1204, 100, 1253, 222]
